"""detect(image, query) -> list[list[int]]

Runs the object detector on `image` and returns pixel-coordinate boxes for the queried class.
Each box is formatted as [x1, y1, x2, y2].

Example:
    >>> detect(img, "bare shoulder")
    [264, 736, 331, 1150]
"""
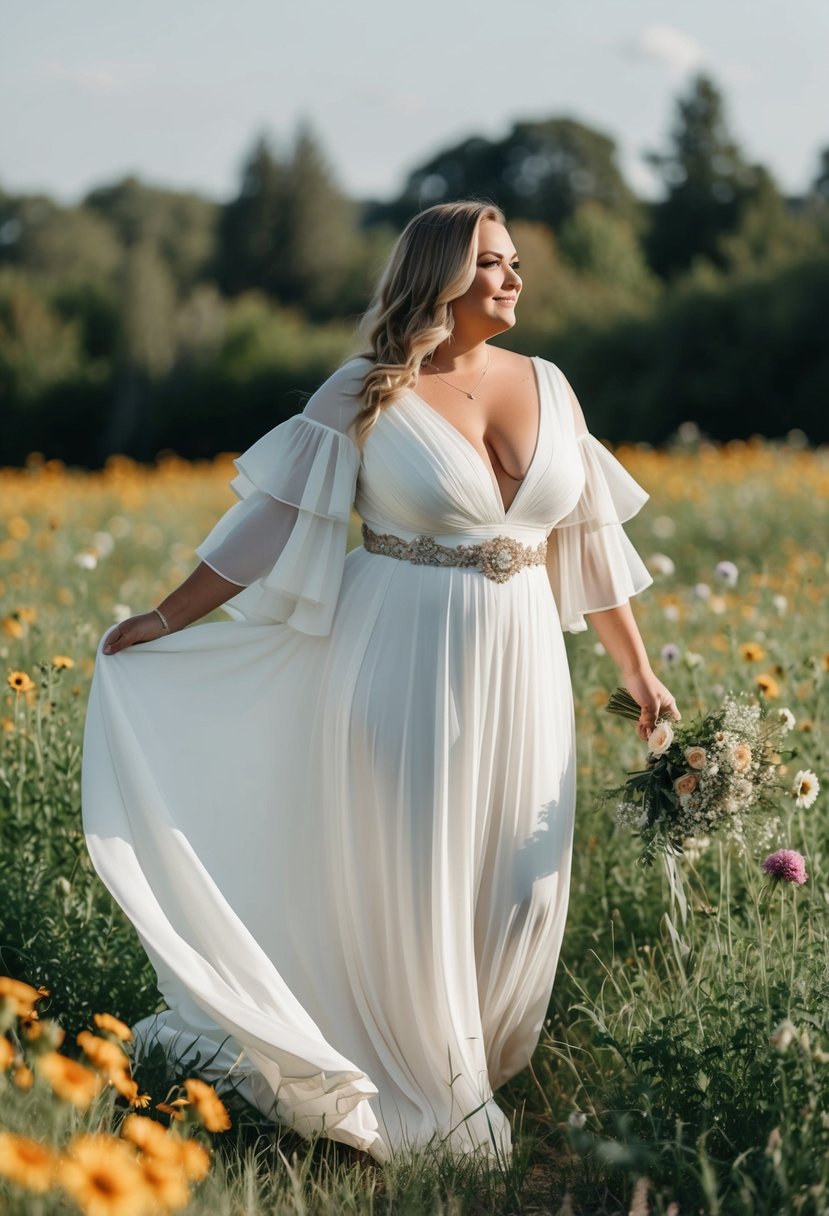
[490, 347, 535, 378]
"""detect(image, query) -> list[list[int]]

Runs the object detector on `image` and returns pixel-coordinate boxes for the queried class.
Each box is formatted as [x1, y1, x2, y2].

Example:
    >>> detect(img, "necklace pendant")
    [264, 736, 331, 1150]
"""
[467, 393, 475, 400]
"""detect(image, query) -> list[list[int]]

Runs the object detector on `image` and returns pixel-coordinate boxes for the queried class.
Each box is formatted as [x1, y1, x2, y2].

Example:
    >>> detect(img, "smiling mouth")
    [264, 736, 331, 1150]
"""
[493, 298, 517, 305]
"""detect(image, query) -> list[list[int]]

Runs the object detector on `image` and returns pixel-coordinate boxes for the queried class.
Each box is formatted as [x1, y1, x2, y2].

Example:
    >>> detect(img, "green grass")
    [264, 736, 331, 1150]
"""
[0, 440, 828, 1213]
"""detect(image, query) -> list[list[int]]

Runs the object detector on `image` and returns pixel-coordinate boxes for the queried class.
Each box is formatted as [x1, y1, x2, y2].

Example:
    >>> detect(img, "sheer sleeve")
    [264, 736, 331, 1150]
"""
[195, 357, 370, 636]
[545, 372, 653, 634]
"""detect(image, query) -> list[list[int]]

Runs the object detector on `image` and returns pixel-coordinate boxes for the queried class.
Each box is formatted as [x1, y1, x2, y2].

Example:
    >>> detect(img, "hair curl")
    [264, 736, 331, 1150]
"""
[341, 199, 506, 449]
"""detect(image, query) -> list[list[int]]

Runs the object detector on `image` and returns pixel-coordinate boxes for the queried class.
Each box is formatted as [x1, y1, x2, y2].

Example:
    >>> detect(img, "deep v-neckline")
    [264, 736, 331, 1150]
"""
[404, 355, 545, 519]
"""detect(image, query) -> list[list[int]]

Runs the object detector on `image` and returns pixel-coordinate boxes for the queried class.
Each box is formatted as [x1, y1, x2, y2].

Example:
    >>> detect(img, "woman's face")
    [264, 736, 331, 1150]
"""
[451, 218, 522, 338]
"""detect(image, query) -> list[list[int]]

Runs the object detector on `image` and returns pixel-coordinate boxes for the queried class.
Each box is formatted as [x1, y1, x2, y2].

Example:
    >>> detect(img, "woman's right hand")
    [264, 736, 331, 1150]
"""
[102, 612, 169, 655]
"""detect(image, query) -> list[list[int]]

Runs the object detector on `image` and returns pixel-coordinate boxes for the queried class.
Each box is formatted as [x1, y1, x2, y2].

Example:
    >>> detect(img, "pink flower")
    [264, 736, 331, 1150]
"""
[762, 849, 808, 885]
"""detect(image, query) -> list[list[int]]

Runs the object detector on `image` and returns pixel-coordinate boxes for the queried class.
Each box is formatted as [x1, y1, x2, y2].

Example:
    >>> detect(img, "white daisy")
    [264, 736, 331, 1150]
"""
[792, 770, 820, 810]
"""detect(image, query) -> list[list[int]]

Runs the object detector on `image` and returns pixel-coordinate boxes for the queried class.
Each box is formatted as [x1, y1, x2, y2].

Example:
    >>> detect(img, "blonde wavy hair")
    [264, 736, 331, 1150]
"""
[342, 199, 506, 450]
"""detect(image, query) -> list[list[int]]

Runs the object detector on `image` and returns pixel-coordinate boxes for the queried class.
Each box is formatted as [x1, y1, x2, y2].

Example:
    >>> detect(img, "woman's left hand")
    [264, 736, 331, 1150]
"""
[624, 667, 681, 741]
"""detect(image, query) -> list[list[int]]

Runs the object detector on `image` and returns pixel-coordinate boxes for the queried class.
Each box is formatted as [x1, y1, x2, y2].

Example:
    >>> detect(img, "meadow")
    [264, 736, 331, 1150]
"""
[0, 436, 827, 1215]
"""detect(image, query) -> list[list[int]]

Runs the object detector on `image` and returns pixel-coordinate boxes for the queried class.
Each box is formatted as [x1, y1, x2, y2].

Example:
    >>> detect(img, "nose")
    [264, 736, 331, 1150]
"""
[504, 266, 521, 290]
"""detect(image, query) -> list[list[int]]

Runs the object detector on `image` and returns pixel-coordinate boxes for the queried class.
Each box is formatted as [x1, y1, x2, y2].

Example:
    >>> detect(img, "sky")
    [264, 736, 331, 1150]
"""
[2, 0, 826, 209]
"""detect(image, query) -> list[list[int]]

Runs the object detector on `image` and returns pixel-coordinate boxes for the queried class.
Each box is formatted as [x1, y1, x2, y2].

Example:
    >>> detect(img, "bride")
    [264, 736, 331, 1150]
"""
[82, 199, 679, 1164]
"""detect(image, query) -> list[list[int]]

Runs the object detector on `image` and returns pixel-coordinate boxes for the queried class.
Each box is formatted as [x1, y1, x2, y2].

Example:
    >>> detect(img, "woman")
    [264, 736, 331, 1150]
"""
[82, 200, 679, 1165]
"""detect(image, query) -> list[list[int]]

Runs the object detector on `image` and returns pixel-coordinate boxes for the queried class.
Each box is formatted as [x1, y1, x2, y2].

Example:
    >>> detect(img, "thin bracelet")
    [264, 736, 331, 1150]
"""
[153, 605, 170, 632]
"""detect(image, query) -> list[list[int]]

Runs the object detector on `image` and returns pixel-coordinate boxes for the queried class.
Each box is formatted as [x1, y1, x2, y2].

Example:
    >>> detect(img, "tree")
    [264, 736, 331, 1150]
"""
[366, 117, 642, 234]
[644, 73, 770, 279]
[84, 176, 218, 296]
[218, 122, 362, 318]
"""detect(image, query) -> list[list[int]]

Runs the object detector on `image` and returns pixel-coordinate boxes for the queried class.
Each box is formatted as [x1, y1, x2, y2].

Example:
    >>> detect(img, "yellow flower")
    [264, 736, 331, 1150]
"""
[0, 976, 40, 1017]
[1, 615, 25, 639]
[76, 1029, 131, 1076]
[182, 1078, 232, 1132]
[1, 717, 14, 733]
[120, 1115, 181, 1163]
[111, 1071, 152, 1107]
[0, 1131, 57, 1193]
[14, 1063, 34, 1090]
[51, 655, 76, 669]
[37, 1050, 104, 1109]
[740, 642, 766, 662]
[93, 1011, 133, 1042]
[7, 670, 35, 694]
[17, 606, 37, 624]
[156, 1098, 189, 1121]
[139, 1153, 191, 1210]
[0, 1034, 15, 1069]
[756, 673, 780, 698]
[58, 1133, 154, 1216]
[178, 1137, 211, 1182]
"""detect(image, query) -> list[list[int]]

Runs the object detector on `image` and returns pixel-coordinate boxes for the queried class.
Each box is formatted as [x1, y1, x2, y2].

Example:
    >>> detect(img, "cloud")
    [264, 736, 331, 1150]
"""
[621, 24, 706, 79]
[41, 60, 151, 97]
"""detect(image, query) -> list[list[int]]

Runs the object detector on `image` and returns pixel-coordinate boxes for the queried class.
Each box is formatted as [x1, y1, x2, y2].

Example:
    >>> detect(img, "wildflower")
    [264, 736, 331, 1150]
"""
[182, 1077, 232, 1132]
[0, 1131, 57, 1193]
[93, 1012, 133, 1042]
[7, 670, 36, 694]
[684, 651, 704, 669]
[777, 708, 796, 733]
[58, 1133, 152, 1216]
[51, 655, 75, 669]
[111, 1072, 152, 1107]
[660, 643, 680, 663]
[647, 721, 674, 756]
[740, 642, 766, 662]
[772, 594, 788, 616]
[693, 582, 711, 599]
[0, 976, 40, 1017]
[37, 1051, 104, 1109]
[567, 1110, 587, 1129]
[792, 770, 820, 810]
[715, 560, 739, 587]
[762, 850, 808, 886]
[156, 1098, 190, 1121]
[756, 673, 780, 698]
[2, 615, 25, 639]
[73, 552, 98, 570]
[770, 1019, 798, 1052]
[648, 553, 675, 576]
[14, 1064, 34, 1090]
[139, 1154, 191, 1210]
[674, 773, 699, 797]
[663, 604, 680, 622]
[120, 1115, 181, 1162]
[178, 1137, 211, 1181]
[76, 1029, 131, 1076]
[684, 746, 707, 770]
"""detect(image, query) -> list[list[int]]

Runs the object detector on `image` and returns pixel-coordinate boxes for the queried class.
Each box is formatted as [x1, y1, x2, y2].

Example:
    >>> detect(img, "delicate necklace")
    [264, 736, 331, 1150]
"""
[425, 350, 491, 400]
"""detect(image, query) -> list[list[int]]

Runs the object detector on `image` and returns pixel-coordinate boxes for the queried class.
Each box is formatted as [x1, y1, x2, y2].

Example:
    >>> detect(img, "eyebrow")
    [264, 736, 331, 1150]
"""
[478, 250, 519, 259]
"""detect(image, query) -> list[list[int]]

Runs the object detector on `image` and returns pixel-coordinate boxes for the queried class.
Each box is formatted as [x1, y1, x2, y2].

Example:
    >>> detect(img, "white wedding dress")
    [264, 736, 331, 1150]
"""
[81, 354, 652, 1164]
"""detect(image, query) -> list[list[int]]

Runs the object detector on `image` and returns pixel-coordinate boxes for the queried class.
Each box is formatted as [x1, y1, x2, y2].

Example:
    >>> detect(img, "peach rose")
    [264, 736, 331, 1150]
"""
[684, 746, 707, 770]
[674, 773, 699, 797]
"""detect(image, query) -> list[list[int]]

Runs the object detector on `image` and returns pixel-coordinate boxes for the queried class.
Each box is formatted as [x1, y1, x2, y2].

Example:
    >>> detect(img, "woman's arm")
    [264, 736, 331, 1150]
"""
[585, 600, 681, 741]
[102, 562, 245, 655]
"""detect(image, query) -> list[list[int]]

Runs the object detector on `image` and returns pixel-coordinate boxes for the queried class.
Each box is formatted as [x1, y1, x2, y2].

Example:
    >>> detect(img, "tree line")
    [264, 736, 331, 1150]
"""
[1, 72, 828, 465]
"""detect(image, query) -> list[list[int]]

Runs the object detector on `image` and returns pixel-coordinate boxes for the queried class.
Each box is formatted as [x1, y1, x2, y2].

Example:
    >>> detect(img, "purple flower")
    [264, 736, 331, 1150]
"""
[661, 643, 680, 663]
[762, 849, 808, 885]
[715, 560, 739, 588]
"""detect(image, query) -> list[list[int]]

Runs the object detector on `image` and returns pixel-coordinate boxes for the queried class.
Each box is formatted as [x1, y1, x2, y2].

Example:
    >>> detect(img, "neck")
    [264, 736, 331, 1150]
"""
[427, 339, 489, 374]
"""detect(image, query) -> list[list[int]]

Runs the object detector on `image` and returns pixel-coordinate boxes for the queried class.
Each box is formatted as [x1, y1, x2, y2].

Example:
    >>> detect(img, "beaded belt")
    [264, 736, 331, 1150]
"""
[361, 522, 547, 584]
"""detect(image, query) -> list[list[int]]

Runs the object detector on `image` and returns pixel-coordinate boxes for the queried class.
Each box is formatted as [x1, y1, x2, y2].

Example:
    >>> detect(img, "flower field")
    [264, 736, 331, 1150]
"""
[1, 437, 828, 1214]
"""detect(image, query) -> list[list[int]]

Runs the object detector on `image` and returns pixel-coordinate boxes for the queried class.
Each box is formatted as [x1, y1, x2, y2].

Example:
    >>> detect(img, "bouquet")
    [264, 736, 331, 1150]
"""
[602, 688, 801, 865]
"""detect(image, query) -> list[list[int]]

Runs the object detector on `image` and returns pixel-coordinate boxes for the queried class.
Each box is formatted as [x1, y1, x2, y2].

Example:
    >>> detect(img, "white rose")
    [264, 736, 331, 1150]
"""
[647, 721, 674, 756]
